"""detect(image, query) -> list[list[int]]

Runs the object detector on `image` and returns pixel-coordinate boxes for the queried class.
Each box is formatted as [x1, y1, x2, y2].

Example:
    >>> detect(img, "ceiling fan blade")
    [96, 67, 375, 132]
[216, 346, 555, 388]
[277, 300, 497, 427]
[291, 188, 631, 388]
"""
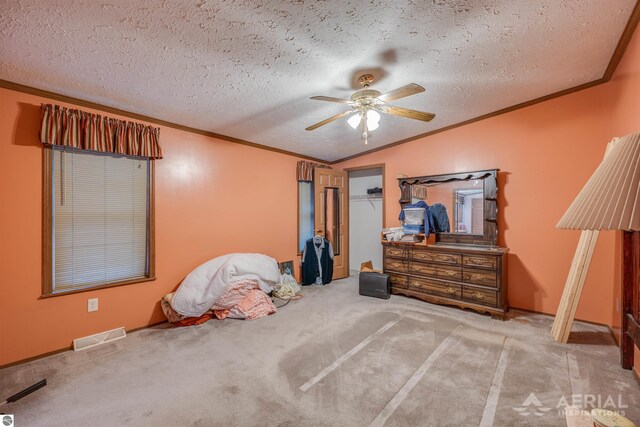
[305, 110, 355, 131]
[310, 96, 353, 104]
[382, 106, 435, 122]
[377, 83, 425, 102]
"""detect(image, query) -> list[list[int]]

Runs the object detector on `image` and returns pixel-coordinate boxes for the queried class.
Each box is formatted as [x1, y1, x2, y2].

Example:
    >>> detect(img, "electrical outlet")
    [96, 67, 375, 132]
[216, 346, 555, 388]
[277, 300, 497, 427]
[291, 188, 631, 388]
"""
[88, 298, 99, 312]
[616, 298, 620, 313]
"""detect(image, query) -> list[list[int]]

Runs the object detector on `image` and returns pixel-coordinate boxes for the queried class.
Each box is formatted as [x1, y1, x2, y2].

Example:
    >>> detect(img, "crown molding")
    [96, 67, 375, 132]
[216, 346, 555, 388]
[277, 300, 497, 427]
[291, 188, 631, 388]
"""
[331, 78, 606, 164]
[0, 79, 328, 164]
[604, 0, 640, 80]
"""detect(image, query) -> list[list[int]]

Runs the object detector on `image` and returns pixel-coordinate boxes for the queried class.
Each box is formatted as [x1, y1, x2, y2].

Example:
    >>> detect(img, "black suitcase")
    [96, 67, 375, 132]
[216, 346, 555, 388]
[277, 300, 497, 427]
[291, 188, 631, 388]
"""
[359, 272, 390, 299]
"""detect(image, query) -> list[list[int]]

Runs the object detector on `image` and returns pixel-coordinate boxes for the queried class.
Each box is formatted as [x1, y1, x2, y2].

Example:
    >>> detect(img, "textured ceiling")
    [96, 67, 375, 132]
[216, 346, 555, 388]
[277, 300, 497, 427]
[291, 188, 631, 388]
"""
[0, 0, 636, 162]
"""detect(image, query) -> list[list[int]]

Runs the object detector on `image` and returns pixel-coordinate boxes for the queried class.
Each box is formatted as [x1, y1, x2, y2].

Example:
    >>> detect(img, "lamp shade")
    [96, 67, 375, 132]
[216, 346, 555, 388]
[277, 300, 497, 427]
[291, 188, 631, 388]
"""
[347, 110, 380, 131]
[557, 133, 640, 231]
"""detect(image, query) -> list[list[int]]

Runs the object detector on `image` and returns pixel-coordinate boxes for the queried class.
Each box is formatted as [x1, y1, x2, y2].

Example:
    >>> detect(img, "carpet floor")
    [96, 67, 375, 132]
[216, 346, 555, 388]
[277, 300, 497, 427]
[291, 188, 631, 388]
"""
[1, 275, 639, 426]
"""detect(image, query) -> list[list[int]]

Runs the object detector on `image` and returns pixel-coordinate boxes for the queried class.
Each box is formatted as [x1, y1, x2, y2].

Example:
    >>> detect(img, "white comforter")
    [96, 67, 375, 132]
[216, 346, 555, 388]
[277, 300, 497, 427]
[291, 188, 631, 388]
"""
[171, 253, 280, 317]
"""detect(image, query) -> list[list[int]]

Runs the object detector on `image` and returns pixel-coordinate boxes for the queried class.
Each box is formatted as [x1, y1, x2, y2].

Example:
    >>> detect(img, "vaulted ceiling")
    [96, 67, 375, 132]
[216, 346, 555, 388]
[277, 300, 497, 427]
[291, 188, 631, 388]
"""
[0, 1, 637, 162]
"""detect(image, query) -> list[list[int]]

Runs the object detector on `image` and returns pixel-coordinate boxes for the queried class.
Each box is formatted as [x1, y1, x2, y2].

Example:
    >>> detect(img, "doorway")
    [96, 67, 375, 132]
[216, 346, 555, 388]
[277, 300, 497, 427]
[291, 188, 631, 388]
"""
[314, 168, 349, 280]
[347, 166, 384, 274]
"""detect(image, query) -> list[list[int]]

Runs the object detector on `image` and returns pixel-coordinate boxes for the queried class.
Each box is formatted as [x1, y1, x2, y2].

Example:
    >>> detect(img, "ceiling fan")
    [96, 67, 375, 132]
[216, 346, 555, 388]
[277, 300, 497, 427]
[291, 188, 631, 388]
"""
[305, 74, 435, 144]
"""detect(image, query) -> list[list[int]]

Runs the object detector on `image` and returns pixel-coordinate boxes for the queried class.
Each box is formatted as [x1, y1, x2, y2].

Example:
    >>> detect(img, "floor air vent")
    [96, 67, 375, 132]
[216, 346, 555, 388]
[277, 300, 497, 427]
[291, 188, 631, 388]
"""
[73, 327, 126, 351]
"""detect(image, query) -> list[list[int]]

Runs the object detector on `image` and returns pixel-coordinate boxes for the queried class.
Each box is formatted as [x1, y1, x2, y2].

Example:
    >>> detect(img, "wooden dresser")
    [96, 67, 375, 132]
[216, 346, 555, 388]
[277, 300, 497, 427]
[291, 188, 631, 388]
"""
[383, 242, 508, 319]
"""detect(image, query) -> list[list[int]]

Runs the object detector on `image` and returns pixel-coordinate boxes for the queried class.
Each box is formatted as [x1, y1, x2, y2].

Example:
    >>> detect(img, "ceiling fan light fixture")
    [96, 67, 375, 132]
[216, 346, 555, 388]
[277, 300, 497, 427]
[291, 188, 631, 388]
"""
[347, 113, 361, 129]
[306, 75, 434, 138]
[348, 109, 380, 131]
[366, 110, 380, 131]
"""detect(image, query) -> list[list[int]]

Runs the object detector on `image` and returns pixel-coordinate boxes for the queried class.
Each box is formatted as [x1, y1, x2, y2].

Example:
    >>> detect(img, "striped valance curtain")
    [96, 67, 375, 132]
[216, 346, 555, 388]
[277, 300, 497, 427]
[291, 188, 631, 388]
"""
[40, 104, 163, 159]
[296, 160, 331, 182]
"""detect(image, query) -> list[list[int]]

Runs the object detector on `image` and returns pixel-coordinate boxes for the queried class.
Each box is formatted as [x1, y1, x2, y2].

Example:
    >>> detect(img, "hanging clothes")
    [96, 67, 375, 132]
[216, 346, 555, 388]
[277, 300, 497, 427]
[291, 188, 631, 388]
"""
[301, 236, 334, 285]
[430, 203, 451, 233]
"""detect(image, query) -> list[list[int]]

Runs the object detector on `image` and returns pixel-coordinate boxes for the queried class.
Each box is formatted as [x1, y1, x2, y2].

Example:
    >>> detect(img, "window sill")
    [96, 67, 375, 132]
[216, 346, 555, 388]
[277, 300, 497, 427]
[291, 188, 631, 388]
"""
[40, 276, 157, 299]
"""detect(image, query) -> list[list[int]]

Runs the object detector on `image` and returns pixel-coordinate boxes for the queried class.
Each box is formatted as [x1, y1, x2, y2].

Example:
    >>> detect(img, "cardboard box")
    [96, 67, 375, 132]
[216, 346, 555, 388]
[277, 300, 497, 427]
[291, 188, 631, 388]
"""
[360, 261, 382, 273]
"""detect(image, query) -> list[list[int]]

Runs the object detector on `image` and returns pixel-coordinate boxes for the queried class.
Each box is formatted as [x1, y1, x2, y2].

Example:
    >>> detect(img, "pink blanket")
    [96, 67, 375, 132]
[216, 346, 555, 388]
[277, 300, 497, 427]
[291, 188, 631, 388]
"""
[211, 279, 276, 321]
[161, 278, 276, 326]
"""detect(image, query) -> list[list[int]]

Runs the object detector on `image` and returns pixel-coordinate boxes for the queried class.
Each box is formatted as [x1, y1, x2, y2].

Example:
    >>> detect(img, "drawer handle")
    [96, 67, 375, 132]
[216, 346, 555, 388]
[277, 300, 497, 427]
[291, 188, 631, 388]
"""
[467, 273, 486, 281]
[445, 287, 457, 295]
[436, 255, 456, 263]
[439, 269, 457, 277]
[467, 257, 493, 266]
[472, 292, 485, 300]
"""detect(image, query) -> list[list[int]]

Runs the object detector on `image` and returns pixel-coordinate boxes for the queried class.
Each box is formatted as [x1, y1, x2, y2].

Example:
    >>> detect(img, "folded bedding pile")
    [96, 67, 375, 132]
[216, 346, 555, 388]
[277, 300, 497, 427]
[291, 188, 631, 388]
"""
[211, 278, 276, 320]
[161, 253, 280, 326]
[161, 293, 215, 326]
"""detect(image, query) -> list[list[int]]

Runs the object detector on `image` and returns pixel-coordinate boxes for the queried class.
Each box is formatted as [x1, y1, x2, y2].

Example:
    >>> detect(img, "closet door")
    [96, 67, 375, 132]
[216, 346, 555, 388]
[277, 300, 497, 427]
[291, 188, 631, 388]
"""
[314, 168, 349, 280]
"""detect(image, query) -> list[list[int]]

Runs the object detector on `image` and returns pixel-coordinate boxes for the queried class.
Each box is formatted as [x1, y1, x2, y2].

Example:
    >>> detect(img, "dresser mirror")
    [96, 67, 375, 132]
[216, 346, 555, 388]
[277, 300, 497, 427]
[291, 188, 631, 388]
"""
[399, 169, 498, 246]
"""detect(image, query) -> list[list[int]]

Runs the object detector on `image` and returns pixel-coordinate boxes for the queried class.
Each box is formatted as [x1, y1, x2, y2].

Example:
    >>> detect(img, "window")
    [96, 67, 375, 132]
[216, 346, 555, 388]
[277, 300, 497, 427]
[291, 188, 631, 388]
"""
[298, 181, 314, 253]
[43, 146, 155, 296]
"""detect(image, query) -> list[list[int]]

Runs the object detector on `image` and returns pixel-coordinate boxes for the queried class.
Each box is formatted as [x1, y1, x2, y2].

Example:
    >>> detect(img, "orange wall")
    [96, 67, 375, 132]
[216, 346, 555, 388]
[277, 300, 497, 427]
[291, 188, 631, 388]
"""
[0, 88, 306, 366]
[336, 82, 618, 325]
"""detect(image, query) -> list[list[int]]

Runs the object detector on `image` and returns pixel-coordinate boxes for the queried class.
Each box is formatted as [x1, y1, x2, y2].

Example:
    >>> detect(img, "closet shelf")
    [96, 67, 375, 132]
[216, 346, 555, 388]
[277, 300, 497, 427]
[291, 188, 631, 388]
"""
[350, 194, 382, 201]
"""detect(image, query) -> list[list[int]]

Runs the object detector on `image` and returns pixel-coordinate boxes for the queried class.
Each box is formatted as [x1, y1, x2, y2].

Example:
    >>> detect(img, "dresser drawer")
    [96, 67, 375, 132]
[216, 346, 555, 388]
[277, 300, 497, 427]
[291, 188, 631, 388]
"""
[462, 286, 497, 307]
[388, 274, 408, 289]
[410, 262, 462, 281]
[412, 249, 461, 266]
[384, 258, 407, 273]
[409, 277, 461, 299]
[462, 254, 497, 270]
[384, 245, 407, 259]
[462, 268, 497, 288]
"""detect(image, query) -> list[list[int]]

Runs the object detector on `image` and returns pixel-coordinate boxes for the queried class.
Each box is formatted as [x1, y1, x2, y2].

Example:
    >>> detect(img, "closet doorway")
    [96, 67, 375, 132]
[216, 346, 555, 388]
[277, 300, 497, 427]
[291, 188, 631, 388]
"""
[347, 165, 385, 274]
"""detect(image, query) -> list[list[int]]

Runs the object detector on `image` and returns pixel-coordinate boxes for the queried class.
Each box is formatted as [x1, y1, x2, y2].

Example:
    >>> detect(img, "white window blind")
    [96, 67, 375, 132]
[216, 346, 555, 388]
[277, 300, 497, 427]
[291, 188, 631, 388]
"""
[52, 147, 149, 293]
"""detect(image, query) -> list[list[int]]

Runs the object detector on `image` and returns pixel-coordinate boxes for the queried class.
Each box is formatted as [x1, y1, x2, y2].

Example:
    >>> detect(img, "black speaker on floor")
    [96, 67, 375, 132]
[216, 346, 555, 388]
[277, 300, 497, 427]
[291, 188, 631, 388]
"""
[359, 272, 390, 299]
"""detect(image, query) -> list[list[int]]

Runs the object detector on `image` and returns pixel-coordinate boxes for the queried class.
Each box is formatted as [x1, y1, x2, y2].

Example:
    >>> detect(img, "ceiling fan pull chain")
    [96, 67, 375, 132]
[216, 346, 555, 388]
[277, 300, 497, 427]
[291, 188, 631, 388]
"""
[361, 116, 369, 145]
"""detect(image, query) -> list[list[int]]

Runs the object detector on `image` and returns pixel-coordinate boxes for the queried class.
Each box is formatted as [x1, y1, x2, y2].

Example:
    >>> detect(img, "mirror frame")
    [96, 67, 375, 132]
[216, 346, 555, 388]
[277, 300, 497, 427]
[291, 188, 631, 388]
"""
[398, 169, 499, 246]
